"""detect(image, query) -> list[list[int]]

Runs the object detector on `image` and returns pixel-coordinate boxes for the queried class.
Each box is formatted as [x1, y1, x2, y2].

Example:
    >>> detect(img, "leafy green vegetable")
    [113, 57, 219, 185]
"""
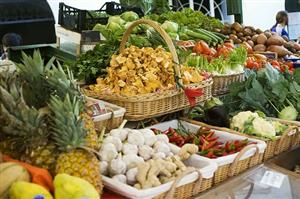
[146, 8, 223, 31]
[121, 11, 139, 22]
[224, 64, 300, 121]
[67, 41, 119, 84]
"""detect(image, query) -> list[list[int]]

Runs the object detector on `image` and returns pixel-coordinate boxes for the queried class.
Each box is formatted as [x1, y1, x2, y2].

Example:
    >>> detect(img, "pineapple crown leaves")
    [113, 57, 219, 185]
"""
[46, 62, 83, 102]
[17, 50, 55, 108]
[48, 94, 87, 152]
[0, 84, 50, 152]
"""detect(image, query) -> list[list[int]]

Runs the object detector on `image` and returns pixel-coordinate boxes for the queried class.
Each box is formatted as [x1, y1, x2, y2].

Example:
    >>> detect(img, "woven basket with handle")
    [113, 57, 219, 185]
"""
[181, 118, 262, 184]
[84, 19, 213, 121]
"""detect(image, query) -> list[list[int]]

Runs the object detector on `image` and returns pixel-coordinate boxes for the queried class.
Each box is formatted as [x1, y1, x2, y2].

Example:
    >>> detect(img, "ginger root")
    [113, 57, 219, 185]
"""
[177, 144, 198, 160]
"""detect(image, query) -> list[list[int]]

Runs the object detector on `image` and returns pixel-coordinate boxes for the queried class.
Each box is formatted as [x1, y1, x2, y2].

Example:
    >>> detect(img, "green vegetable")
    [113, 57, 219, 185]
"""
[224, 64, 300, 121]
[108, 16, 126, 25]
[278, 106, 298, 121]
[121, 11, 139, 22]
[67, 41, 119, 84]
[204, 97, 223, 110]
[146, 8, 223, 31]
[161, 21, 178, 33]
[107, 21, 123, 32]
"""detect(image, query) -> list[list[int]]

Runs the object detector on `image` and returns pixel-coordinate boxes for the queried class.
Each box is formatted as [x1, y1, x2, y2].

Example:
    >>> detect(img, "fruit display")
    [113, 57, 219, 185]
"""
[0, 51, 103, 196]
[220, 22, 300, 57]
[88, 45, 209, 96]
[99, 128, 198, 188]
[9, 181, 53, 199]
[151, 124, 255, 159]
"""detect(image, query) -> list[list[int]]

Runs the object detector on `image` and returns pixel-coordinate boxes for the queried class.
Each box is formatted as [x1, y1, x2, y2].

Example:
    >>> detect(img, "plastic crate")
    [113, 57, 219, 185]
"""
[58, 2, 143, 33]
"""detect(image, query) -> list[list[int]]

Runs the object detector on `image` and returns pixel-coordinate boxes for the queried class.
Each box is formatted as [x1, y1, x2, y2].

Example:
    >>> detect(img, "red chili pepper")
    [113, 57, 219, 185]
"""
[206, 136, 218, 142]
[205, 131, 214, 139]
[184, 88, 203, 107]
[204, 140, 218, 150]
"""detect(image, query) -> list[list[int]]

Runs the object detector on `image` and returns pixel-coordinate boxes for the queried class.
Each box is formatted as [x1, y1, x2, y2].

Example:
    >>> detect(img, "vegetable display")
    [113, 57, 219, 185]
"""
[230, 111, 288, 139]
[186, 44, 247, 75]
[99, 128, 198, 188]
[220, 22, 300, 57]
[224, 64, 300, 121]
[151, 124, 255, 159]
[147, 8, 224, 31]
[88, 46, 208, 96]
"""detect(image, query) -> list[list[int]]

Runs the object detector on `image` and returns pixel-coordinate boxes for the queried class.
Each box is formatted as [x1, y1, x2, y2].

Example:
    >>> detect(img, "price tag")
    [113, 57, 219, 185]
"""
[288, 129, 297, 136]
[260, 171, 286, 188]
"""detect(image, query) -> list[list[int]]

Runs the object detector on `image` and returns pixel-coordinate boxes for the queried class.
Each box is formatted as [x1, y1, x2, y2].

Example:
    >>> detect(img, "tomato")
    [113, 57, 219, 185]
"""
[286, 61, 294, 69]
[271, 60, 280, 67]
[242, 42, 253, 54]
[224, 42, 235, 49]
[192, 42, 203, 54]
[272, 65, 281, 71]
[200, 40, 212, 55]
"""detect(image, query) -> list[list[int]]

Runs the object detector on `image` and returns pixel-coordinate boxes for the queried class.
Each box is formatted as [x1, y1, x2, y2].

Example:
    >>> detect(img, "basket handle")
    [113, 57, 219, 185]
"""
[228, 144, 259, 177]
[164, 167, 198, 199]
[119, 19, 181, 83]
[274, 125, 299, 154]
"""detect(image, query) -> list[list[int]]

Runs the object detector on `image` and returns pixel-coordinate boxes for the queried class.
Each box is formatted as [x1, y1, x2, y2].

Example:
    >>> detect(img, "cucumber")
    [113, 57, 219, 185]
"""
[185, 30, 211, 43]
[198, 28, 224, 43]
[212, 32, 228, 40]
[194, 29, 220, 43]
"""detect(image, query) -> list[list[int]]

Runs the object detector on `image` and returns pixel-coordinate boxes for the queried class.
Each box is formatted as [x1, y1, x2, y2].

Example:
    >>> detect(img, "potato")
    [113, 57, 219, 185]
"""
[256, 28, 263, 34]
[264, 31, 272, 39]
[257, 33, 267, 45]
[232, 22, 243, 32]
[243, 28, 252, 36]
[229, 34, 238, 40]
[253, 44, 266, 52]
[237, 32, 244, 38]
[245, 36, 252, 40]
[252, 34, 259, 43]
[247, 40, 255, 47]
[284, 41, 294, 50]
[293, 42, 300, 51]
[266, 35, 285, 46]
[282, 35, 289, 42]
[267, 45, 292, 57]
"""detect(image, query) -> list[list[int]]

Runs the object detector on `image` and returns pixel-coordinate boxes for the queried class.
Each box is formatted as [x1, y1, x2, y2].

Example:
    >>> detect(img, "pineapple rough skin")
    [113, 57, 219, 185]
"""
[55, 149, 103, 195]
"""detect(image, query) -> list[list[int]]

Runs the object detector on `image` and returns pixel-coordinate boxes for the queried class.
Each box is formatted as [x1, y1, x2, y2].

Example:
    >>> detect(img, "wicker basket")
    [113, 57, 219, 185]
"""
[270, 118, 300, 147]
[212, 72, 244, 96]
[183, 118, 299, 162]
[180, 118, 263, 184]
[86, 97, 125, 131]
[153, 168, 209, 199]
[84, 19, 213, 121]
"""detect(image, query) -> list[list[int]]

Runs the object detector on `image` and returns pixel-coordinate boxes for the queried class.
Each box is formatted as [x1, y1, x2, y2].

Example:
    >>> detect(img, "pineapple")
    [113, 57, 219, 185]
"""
[82, 113, 100, 151]
[0, 75, 58, 172]
[49, 95, 103, 194]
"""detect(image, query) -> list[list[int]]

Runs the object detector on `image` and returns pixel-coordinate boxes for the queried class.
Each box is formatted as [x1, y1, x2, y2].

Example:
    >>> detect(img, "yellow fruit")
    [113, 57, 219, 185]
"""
[54, 173, 99, 199]
[0, 163, 30, 199]
[9, 181, 53, 199]
[82, 113, 100, 151]
[55, 149, 103, 195]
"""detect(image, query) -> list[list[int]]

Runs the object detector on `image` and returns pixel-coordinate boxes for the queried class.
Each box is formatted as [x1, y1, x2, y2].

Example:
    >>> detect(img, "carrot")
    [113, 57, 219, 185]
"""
[3, 155, 54, 192]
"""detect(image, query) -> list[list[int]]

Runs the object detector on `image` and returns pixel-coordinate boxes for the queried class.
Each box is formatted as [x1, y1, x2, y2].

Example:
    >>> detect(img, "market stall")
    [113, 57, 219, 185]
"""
[0, 1, 300, 199]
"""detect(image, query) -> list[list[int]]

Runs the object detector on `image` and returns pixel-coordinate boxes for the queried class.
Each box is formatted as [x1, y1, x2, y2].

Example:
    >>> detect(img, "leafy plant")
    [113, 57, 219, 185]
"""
[223, 64, 300, 121]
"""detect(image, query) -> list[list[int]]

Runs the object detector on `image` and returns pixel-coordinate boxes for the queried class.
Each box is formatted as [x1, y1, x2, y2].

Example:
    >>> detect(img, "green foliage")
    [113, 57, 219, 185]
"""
[224, 64, 300, 121]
